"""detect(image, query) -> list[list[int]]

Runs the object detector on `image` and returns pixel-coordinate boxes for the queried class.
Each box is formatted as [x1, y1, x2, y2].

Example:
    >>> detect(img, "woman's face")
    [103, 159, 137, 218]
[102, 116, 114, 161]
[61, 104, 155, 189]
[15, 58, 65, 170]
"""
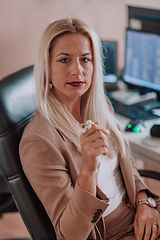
[49, 33, 93, 104]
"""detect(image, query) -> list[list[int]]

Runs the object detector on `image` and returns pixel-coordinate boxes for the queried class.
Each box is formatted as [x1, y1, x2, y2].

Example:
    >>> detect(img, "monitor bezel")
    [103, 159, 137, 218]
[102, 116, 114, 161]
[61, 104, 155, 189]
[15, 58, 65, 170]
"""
[122, 28, 160, 98]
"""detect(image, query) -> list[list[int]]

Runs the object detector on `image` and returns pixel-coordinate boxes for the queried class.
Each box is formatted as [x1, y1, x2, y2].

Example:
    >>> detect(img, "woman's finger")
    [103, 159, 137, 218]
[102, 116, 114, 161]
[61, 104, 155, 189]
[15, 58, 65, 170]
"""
[157, 218, 160, 236]
[150, 223, 158, 240]
[136, 221, 145, 240]
[143, 221, 152, 240]
[88, 130, 109, 143]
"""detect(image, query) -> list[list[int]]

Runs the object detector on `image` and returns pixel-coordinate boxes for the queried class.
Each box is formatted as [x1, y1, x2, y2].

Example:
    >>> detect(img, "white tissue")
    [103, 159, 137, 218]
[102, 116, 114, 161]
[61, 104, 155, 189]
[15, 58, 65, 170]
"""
[80, 120, 94, 134]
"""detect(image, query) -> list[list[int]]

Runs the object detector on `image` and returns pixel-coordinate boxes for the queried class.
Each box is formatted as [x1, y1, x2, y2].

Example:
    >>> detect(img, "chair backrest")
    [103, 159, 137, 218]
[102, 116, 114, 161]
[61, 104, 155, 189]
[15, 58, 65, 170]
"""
[0, 66, 57, 240]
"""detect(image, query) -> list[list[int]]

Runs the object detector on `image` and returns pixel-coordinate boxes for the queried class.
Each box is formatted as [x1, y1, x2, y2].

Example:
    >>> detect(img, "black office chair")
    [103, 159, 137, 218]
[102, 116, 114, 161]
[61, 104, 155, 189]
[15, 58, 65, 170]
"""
[0, 66, 160, 240]
[0, 167, 17, 217]
[0, 66, 57, 240]
[138, 169, 160, 181]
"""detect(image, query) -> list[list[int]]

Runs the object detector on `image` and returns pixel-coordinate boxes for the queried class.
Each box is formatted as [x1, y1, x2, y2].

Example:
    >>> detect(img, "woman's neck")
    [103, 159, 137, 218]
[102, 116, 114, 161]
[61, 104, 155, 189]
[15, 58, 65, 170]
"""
[65, 98, 82, 123]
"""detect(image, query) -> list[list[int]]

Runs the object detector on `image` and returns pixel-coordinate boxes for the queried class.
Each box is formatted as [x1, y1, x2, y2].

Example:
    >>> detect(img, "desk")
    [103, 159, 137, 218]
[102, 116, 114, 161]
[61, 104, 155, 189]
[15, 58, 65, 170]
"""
[116, 114, 160, 169]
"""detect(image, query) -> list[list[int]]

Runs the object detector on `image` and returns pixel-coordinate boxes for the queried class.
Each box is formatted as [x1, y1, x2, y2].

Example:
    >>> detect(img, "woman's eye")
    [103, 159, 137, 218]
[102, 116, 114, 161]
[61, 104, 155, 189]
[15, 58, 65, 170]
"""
[58, 58, 69, 63]
[82, 57, 91, 63]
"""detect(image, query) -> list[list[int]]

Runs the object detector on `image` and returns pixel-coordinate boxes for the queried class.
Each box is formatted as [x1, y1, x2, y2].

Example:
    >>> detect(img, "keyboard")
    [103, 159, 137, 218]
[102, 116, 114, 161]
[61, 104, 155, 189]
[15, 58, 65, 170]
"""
[109, 98, 159, 120]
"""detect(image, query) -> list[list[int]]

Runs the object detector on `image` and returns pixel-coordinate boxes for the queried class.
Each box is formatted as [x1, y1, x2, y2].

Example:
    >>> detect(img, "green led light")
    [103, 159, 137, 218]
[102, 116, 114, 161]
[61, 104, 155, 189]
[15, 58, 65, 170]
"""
[127, 123, 132, 128]
[133, 126, 141, 133]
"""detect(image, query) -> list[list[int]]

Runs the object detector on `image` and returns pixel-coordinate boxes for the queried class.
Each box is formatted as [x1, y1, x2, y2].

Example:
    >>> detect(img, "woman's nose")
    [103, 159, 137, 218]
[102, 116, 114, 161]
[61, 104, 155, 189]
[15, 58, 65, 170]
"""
[71, 60, 83, 76]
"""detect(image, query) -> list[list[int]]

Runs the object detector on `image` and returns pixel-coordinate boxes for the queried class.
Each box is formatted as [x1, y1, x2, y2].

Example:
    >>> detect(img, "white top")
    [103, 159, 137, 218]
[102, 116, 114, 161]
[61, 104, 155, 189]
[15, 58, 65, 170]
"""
[96, 151, 126, 217]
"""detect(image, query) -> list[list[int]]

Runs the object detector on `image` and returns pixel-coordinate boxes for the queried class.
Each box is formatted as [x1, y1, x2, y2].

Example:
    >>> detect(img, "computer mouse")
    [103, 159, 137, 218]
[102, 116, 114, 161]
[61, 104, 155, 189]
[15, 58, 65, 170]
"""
[150, 124, 160, 138]
[125, 120, 143, 133]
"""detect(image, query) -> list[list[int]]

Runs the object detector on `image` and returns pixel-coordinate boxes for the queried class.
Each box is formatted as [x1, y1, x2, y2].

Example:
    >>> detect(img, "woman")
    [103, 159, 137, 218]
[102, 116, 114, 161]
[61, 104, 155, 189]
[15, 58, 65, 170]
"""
[19, 18, 160, 240]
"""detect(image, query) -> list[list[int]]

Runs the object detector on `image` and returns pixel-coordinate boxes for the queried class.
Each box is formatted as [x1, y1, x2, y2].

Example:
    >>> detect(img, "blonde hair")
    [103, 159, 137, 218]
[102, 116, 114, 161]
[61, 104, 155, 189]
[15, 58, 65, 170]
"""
[34, 18, 128, 156]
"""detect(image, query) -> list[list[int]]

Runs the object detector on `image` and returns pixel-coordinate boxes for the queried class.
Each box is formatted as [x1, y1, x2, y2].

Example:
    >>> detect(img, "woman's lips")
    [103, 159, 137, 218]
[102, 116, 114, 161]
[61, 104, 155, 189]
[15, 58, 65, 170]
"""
[67, 81, 84, 87]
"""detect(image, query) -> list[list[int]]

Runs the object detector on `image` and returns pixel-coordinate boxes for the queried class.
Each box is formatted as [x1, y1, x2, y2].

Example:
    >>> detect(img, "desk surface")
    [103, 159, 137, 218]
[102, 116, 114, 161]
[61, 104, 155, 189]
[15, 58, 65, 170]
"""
[116, 114, 160, 169]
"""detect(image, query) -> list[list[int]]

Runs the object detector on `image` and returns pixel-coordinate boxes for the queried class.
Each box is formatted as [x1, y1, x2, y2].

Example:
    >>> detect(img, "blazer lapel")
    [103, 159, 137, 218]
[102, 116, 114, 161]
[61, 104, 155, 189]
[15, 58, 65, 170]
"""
[119, 151, 136, 207]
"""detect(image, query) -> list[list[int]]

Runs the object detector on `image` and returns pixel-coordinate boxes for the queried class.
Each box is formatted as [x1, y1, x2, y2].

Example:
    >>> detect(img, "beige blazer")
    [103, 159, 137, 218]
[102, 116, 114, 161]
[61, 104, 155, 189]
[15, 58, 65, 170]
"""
[19, 111, 156, 240]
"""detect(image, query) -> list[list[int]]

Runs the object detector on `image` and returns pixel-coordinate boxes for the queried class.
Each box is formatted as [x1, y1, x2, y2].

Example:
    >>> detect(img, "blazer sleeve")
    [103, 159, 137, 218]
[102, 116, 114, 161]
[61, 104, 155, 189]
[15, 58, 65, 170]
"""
[19, 133, 109, 240]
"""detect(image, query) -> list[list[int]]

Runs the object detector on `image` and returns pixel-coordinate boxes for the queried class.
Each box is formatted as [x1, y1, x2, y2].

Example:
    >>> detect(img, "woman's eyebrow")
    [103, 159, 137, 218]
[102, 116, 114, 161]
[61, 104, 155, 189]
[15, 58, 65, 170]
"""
[82, 53, 92, 56]
[56, 52, 92, 57]
[56, 53, 70, 57]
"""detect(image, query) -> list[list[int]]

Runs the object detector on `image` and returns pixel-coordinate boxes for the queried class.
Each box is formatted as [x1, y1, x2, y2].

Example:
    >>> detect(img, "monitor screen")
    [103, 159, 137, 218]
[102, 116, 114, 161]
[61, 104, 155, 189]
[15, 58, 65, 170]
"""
[123, 29, 160, 94]
[101, 40, 118, 84]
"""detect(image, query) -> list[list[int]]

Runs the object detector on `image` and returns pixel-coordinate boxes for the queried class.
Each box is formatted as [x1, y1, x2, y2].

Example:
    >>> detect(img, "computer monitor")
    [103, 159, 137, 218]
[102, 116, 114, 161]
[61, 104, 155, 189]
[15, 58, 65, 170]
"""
[101, 40, 118, 91]
[123, 29, 160, 99]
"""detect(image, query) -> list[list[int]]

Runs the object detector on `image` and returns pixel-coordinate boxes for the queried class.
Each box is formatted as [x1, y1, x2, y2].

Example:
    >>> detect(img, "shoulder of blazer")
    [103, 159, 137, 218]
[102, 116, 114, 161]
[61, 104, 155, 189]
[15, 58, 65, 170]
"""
[21, 111, 67, 149]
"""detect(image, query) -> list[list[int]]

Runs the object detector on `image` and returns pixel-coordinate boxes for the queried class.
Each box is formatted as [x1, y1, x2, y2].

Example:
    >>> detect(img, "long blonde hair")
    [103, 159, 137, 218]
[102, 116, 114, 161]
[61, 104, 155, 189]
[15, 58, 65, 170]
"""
[34, 18, 128, 156]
